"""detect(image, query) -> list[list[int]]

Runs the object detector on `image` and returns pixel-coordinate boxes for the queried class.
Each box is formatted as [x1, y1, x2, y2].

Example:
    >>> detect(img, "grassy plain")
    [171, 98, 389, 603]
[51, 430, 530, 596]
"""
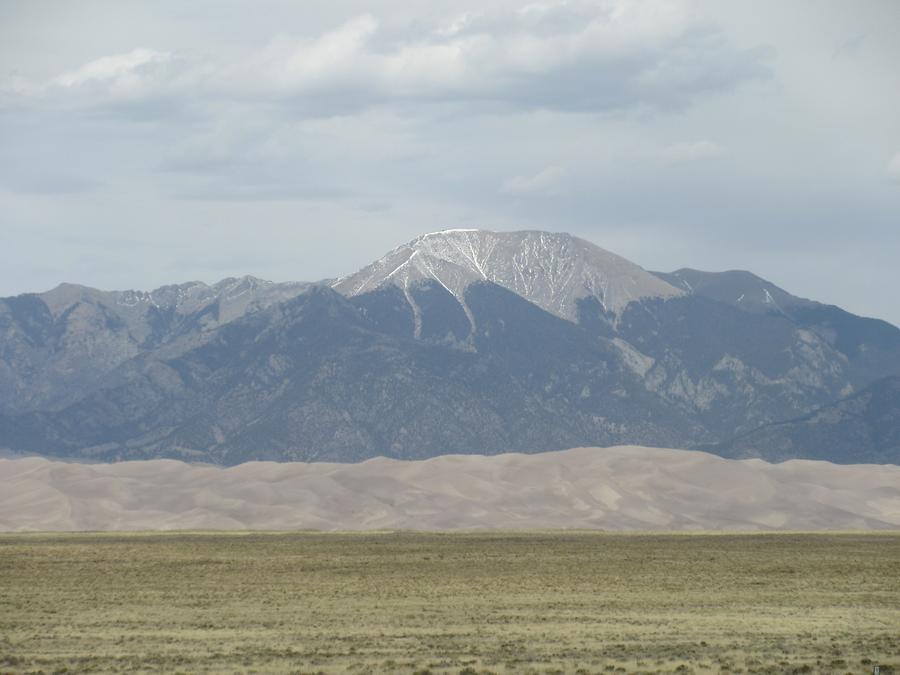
[0, 532, 898, 674]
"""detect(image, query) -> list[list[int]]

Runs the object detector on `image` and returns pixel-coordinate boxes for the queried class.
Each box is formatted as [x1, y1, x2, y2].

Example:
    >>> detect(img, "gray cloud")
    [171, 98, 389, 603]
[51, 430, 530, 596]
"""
[2, 2, 768, 202]
[501, 165, 565, 194]
[659, 140, 724, 165]
[3, 2, 768, 118]
[832, 32, 866, 60]
[887, 152, 900, 183]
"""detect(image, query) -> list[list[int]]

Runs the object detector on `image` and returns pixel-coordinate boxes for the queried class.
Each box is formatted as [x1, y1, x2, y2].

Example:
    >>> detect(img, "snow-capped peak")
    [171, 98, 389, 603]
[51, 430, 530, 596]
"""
[333, 229, 683, 323]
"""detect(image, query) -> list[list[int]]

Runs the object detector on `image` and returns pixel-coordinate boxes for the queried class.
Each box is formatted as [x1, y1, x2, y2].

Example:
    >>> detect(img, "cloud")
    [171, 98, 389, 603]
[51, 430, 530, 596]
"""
[234, 16, 382, 96]
[52, 49, 173, 89]
[0, 172, 100, 196]
[502, 165, 565, 194]
[887, 151, 900, 183]
[4, 1, 768, 119]
[0, 48, 191, 111]
[158, 115, 354, 201]
[660, 140, 725, 165]
[832, 33, 866, 60]
[237, 3, 768, 115]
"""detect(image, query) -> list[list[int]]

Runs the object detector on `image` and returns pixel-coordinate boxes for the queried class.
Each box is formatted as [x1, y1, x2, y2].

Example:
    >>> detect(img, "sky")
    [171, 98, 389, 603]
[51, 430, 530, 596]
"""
[1, 0, 899, 325]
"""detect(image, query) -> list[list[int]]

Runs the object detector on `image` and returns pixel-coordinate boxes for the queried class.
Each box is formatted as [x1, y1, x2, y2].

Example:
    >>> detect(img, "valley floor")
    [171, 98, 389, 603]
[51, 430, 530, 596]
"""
[0, 532, 898, 674]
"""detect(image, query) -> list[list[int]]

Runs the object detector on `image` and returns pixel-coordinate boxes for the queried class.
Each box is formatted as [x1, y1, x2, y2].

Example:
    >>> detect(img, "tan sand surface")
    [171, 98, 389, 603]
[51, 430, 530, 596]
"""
[1, 446, 898, 531]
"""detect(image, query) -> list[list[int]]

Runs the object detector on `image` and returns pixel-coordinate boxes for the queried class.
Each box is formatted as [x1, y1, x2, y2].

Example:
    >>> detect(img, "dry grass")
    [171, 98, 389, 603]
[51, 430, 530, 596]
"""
[0, 531, 898, 673]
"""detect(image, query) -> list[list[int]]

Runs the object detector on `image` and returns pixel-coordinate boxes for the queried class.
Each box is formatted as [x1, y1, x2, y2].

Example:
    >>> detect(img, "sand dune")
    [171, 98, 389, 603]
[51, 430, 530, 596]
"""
[1, 446, 898, 531]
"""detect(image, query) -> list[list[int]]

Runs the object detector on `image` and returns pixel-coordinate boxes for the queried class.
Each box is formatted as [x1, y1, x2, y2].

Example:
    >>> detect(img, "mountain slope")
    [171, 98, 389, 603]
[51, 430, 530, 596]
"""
[607, 295, 849, 436]
[3, 446, 898, 531]
[719, 376, 900, 463]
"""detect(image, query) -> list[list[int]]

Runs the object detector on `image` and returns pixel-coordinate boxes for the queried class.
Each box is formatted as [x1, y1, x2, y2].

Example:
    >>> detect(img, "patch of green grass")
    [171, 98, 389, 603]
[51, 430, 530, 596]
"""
[0, 531, 898, 673]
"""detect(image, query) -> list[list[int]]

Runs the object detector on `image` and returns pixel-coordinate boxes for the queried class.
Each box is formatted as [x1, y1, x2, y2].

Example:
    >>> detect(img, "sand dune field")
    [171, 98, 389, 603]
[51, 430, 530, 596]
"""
[2, 446, 898, 531]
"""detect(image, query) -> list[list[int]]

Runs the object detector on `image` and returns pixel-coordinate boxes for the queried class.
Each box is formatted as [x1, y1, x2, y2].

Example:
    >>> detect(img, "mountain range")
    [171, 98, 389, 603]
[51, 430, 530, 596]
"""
[2, 229, 898, 465]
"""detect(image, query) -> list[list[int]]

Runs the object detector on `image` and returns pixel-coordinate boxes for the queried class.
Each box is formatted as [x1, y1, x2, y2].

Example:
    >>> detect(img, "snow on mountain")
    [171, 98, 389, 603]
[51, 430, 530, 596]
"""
[333, 230, 683, 324]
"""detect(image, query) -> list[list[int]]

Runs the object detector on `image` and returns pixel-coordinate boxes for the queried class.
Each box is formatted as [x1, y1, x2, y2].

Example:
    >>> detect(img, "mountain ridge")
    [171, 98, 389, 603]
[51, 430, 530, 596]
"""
[2, 228, 899, 465]
[652, 268, 814, 315]
[0, 276, 310, 415]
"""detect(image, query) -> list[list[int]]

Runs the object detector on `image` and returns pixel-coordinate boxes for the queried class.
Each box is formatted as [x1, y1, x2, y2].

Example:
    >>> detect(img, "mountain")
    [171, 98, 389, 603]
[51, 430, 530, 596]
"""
[3, 446, 898, 531]
[717, 376, 900, 463]
[0, 284, 704, 463]
[337, 231, 898, 441]
[334, 229, 683, 325]
[0, 276, 309, 415]
[652, 267, 900, 390]
[1, 229, 898, 465]
[653, 268, 813, 314]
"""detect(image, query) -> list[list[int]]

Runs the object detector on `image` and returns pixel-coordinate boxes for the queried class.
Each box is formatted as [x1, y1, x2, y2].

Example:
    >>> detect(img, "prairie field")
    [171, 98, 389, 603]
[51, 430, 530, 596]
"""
[0, 532, 898, 674]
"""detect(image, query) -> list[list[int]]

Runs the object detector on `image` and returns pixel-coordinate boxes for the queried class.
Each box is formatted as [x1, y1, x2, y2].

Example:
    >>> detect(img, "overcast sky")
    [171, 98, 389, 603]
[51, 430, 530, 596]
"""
[2, 0, 899, 324]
